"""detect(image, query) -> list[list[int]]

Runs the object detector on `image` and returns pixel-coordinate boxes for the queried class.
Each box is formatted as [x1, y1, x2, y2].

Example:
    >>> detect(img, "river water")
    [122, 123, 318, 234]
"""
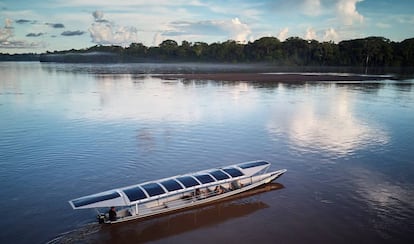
[0, 62, 413, 243]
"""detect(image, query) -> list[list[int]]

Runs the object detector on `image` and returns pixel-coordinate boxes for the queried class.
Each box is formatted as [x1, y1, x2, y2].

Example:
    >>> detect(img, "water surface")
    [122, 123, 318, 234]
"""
[0, 62, 413, 243]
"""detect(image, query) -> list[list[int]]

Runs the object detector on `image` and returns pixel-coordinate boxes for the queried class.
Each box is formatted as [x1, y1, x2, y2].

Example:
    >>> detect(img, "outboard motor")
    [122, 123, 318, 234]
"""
[97, 214, 106, 224]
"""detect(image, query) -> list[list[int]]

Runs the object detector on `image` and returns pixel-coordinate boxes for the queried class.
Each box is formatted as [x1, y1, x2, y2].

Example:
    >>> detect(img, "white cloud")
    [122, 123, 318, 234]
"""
[227, 18, 251, 43]
[277, 27, 289, 41]
[0, 19, 14, 42]
[336, 0, 364, 25]
[376, 22, 391, 29]
[88, 11, 139, 46]
[0, 18, 45, 49]
[323, 27, 339, 42]
[152, 32, 164, 46]
[162, 18, 251, 43]
[303, 0, 321, 16]
[305, 27, 317, 40]
[5, 18, 13, 29]
[92, 10, 104, 22]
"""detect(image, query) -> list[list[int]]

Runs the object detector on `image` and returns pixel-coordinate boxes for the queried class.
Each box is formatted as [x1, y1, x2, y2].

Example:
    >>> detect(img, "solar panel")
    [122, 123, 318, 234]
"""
[222, 167, 244, 177]
[194, 174, 216, 184]
[176, 176, 200, 188]
[208, 170, 230, 180]
[72, 192, 121, 208]
[141, 183, 166, 197]
[123, 187, 147, 201]
[160, 179, 183, 192]
[238, 161, 269, 169]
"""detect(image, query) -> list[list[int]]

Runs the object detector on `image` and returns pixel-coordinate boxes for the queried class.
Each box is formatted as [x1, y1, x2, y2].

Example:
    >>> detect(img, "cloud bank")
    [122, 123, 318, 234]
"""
[162, 17, 251, 44]
[89, 11, 139, 46]
[26, 33, 44, 37]
[3, 0, 411, 54]
[61, 30, 85, 36]
[302, 0, 322, 16]
[336, 0, 364, 25]
[0, 18, 45, 49]
[47, 23, 65, 28]
[277, 27, 289, 41]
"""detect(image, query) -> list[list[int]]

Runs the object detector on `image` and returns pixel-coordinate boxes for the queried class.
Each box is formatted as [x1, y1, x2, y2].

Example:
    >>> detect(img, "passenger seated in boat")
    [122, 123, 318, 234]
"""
[192, 188, 201, 199]
[230, 181, 241, 190]
[214, 185, 225, 194]
[108, 206, 117, 221]
[204, 188, 212, 197]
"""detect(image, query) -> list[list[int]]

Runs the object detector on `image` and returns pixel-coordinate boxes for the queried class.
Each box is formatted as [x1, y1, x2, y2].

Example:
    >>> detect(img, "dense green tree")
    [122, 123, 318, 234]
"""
[320, 41, 339, 65]
[159, 39, 178, 59]
[176, 40, 193, 60]
[125, 43, 148, 58]
[282, 37, 309, 65]
[192, 42, 208, 59]
[245, 37, 282, 62]
[399, 38, 414, 66]
[8, 35, 414, 67]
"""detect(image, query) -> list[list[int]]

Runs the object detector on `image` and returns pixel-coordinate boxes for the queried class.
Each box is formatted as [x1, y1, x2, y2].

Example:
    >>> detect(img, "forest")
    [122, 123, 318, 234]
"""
[2, 36, 414, 67]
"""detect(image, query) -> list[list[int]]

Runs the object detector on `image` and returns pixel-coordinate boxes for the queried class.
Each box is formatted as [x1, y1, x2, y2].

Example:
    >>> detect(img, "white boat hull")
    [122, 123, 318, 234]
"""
[106, 169, 285, 224]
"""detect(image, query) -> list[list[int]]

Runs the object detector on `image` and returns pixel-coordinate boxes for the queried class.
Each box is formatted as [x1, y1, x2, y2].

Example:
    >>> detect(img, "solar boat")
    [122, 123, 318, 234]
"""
[69, 160, 287, 224]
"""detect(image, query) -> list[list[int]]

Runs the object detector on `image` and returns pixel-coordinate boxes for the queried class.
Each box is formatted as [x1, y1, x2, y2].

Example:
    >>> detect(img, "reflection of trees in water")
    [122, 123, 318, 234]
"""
[56, 183, 283, 243]
[181, 79, 209, 87]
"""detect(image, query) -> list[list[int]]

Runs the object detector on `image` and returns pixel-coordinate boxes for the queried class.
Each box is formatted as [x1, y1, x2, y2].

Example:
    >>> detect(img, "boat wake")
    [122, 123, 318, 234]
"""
[46, 223, 101, 244]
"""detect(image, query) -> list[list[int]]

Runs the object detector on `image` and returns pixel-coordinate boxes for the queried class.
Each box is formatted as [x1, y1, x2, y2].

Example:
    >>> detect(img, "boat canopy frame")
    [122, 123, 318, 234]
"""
[69, 160, 271, 209]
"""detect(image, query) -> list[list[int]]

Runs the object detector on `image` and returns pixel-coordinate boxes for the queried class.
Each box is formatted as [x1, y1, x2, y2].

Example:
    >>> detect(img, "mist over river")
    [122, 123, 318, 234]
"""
[0, 62, 413, 243]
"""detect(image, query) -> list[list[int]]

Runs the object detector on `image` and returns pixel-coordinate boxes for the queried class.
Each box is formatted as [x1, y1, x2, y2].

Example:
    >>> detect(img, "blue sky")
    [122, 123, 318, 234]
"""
[1, 0, 413, 54]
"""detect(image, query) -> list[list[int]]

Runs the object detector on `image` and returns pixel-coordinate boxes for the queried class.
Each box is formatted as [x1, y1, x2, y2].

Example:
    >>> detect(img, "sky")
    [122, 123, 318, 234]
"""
[0, 0, 413, 54]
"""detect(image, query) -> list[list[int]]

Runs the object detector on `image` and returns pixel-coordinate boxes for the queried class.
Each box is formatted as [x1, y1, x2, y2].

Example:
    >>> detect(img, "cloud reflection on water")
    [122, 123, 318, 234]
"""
[268, 84, 389, 156]
[66, 74, 204, 123]
[347, 166, 414, 240]
[70, 75, 260, 124]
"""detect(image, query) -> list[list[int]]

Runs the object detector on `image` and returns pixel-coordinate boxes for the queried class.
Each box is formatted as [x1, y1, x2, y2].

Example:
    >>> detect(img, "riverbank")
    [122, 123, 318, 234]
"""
[155, 73, 393, 83]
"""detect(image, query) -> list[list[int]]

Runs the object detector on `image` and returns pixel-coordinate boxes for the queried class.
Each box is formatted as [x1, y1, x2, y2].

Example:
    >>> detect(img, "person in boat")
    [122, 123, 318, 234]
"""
[214, 185, 225, 194]
[230, 180, 241, 190]
[204, 187, 212, 197]
[195, 188, 201, 197]
[192, 188, 201, 199]
[108, 206, 117, 221]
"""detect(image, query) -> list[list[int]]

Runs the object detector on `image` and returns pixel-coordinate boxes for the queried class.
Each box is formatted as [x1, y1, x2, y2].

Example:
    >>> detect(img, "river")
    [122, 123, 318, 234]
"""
[0, 62, 413, 243]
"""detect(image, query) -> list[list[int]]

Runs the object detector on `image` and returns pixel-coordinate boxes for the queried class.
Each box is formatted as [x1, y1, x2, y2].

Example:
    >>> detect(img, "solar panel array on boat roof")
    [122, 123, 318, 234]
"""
[194, 174, 216, 184]
[176, 176, 200, 187]
[160, 179, 183, 192]
[72, 191, 121, 208]
[123, 186, 147, 201]
[120, 165, 256, 202]
[141, 183, 165, 197]
[208, 170, 230, 180]
[222, 167, 244, 177]
[238, 161, 269, 169]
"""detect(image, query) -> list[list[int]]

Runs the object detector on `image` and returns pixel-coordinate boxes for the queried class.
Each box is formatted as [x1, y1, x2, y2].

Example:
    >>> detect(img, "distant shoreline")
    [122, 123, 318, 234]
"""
[155, 73, 393, 83]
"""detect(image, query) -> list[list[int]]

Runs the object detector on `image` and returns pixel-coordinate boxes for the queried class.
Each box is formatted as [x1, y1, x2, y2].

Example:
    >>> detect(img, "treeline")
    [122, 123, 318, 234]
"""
[5, 36, 414, 66]
[0, 53, 39, 61]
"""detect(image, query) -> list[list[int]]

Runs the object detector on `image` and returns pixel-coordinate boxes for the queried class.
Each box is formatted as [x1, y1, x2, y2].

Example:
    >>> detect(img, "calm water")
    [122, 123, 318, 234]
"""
[0, 62, 413, 244]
